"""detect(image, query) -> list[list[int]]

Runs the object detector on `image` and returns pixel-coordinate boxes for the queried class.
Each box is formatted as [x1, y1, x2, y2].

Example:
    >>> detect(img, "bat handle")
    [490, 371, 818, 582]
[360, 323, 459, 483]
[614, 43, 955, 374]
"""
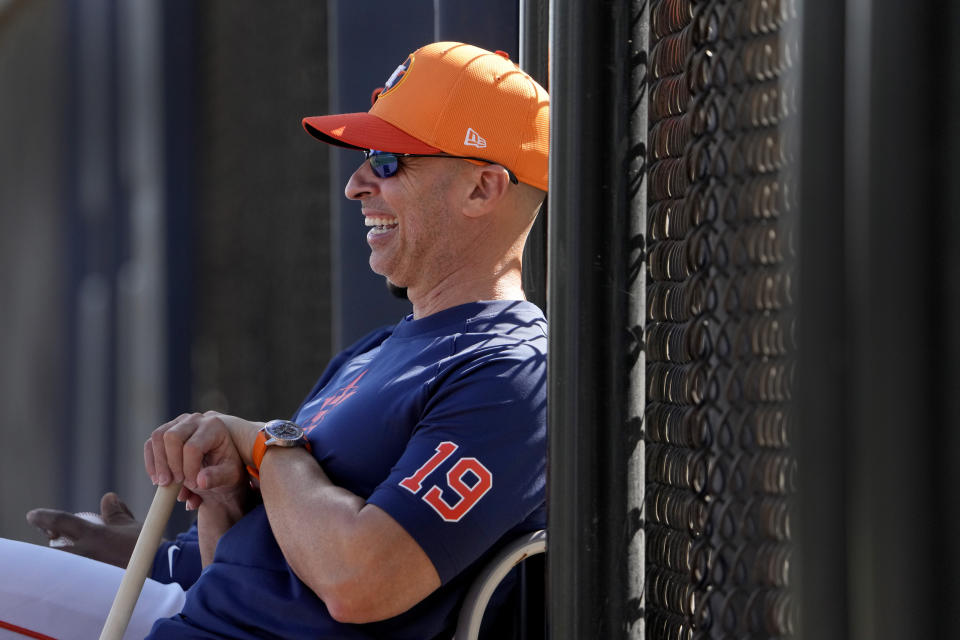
[98, 483, 181, 640]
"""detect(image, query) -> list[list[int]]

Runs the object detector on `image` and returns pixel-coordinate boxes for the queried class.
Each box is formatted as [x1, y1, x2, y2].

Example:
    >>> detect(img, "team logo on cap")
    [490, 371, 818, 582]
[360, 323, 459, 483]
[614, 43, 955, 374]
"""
[464, 128, 487, 149]
[378, 54, 413, 100]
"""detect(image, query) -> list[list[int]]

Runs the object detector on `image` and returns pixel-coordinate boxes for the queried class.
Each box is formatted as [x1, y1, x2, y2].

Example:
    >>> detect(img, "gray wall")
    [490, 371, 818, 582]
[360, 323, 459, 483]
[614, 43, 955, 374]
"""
[0, 0, 67, 543]
[0, 0, 334, 539]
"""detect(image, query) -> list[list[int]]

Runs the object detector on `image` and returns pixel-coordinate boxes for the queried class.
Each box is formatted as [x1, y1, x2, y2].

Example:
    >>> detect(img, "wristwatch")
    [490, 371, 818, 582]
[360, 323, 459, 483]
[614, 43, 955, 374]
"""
[247, 419, 312, 480]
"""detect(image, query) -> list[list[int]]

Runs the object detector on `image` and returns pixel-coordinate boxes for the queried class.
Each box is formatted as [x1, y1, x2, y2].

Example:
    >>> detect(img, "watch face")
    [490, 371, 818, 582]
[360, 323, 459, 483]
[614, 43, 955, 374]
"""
[264, 420, 304, 441]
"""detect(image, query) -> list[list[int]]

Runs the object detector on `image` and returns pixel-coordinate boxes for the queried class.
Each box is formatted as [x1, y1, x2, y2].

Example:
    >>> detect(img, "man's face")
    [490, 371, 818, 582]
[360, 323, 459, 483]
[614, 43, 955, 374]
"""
[345, 156, 467, 290]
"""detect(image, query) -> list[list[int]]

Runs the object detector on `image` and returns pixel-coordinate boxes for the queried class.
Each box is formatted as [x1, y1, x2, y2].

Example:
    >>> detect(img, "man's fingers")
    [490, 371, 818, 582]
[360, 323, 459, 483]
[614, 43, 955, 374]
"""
[100, 492, 135, 524]
[150, 428, 172, 485]
[25, 509, 93, 539]
[144, 439, 157, 483]
[164, 417, 206, 485]
[162, 428, 187, 485]
[180, 433, 208, 490]
[25, 508, 57, 537]
[148, 413, 194, 485]
[180, 415, 231, 488]
[197, 463, 243, 491]
[178, 486, 203, 511]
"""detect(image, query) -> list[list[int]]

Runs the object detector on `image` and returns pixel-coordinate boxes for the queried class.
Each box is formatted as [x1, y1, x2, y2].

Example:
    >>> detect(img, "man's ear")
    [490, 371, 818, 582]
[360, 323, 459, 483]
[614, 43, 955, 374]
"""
[462, 164, 511, 218]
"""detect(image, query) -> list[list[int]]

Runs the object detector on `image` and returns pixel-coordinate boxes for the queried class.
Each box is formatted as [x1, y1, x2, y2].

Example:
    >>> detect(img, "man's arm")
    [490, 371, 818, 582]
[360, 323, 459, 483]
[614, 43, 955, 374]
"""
[26, 492, 205, 590]
[152, 525, 203, 588]
[25, 492, 140, 568]
[145, 413, 252, 568]
[257, 446, 441, 624]
[145, 412, 440, 622]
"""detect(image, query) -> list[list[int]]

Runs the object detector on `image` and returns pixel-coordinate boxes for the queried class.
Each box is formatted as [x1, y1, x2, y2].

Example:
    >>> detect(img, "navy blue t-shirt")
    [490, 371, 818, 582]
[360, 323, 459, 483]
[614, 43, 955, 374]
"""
[149, 327, 396, 591]
[148, 300, 547, 639]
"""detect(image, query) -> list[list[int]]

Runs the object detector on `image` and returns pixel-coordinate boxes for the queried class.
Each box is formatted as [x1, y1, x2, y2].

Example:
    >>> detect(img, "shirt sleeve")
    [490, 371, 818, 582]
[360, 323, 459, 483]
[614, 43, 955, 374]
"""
[366, 347, 546, 584]
[150, 524, 202, 590]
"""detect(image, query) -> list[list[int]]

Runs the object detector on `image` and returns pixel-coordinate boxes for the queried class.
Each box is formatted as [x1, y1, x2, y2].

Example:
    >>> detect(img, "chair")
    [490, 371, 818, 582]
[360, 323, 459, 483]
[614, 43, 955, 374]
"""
[453, 529, 547, 640]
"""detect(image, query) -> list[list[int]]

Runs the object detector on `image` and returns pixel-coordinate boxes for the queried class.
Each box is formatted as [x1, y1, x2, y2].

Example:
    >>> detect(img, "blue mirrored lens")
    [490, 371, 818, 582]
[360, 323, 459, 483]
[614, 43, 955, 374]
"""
[367, 151, 399, 178]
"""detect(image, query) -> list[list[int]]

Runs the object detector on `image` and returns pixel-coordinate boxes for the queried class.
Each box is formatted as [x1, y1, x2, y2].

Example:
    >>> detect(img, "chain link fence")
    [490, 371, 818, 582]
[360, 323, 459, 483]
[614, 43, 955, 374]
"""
[644, 1, 799, 637]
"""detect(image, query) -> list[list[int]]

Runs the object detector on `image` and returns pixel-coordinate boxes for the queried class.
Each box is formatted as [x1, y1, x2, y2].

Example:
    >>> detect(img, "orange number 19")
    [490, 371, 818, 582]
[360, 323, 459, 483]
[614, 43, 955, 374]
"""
[399, 441, 493, 522]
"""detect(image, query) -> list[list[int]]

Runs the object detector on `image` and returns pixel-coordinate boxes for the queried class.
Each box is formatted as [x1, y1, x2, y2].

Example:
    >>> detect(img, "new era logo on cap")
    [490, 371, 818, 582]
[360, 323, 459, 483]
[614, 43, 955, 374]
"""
[464, 128, 487, 149]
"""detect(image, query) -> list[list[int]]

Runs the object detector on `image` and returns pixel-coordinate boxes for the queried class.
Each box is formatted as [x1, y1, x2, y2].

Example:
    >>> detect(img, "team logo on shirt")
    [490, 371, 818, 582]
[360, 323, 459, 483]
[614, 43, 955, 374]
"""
[302, 370, 368, 433]
[400, 441, 493, 522]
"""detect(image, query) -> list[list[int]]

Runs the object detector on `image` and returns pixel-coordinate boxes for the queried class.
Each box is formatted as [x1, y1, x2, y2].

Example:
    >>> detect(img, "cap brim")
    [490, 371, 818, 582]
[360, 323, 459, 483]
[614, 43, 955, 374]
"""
[302, 112, 440, 154]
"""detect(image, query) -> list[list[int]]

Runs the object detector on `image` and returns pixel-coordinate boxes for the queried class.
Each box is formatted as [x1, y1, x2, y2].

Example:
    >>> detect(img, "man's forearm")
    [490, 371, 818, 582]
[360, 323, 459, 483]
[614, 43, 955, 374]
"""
[197, 502, 245, 567]
[258, 449, 376, 609]
[257, 447, 440, 623]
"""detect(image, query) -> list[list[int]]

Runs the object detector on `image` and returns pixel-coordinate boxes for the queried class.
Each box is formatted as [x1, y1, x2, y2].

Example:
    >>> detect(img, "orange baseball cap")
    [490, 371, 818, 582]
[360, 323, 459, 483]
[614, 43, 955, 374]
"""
[302, 42, 550, 191]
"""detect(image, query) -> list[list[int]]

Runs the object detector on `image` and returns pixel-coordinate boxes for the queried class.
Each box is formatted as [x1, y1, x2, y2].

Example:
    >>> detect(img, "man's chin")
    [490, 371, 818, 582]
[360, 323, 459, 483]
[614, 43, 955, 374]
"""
[385, 279, 409, 300]
[368, 255, 387, 277]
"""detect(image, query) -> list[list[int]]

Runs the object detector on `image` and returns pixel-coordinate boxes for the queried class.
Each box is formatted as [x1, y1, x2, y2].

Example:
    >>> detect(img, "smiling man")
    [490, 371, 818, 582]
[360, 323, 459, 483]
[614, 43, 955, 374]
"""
[310, 42, 549, 320]
[0, 41, 548, 640]
[145, 42, 549, 639]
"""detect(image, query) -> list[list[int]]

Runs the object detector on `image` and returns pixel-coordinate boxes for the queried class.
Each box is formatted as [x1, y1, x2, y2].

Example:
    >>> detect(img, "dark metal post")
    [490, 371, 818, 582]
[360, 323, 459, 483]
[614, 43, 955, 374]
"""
[797, 0, 960, 638]
[795, 1, 849, 638]
[944, 3, 960, 632]
[519, 0, 549, 313]
[842, 2, 952, 638]
[548, 0, 642, 637]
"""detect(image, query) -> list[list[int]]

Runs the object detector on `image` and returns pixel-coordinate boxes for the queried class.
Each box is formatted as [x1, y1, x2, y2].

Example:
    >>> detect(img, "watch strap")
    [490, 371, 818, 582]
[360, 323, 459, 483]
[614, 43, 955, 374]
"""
[246, 426, 312, 481]
[246, 430, 270, 480]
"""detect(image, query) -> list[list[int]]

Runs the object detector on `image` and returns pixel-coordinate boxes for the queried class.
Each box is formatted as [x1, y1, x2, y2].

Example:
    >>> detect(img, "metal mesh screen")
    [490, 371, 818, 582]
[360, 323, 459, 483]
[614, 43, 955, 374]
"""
[644, 0, 799, 637]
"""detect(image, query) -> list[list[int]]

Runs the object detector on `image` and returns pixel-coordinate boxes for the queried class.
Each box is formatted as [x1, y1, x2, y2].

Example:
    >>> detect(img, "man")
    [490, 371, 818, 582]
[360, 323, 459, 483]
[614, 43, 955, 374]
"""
[3, 41, 548, 639]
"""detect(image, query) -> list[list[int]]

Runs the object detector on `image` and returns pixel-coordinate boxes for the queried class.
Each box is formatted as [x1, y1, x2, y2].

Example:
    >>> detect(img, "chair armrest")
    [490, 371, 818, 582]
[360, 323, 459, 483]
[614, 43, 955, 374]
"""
[453, 529, 547, 640]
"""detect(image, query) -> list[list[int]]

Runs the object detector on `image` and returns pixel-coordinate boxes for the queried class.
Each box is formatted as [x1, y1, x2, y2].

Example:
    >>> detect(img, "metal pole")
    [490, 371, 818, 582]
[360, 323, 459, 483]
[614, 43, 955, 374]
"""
[795, 0, 849, 637]
[548, 0, 641, 637]
[519, 0, 549, 313]
[797, 0, 959, 638]
[843, 1, 947, 638]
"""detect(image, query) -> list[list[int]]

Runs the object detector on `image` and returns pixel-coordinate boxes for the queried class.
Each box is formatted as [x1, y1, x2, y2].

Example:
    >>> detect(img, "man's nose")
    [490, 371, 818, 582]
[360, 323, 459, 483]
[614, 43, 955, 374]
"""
[345, 160, 379, 200]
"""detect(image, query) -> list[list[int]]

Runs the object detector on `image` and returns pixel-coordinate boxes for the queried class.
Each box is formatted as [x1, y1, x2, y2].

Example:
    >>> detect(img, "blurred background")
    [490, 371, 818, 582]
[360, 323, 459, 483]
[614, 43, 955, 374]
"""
[3, 1, 959, 639]
[0, 0, 526, 542]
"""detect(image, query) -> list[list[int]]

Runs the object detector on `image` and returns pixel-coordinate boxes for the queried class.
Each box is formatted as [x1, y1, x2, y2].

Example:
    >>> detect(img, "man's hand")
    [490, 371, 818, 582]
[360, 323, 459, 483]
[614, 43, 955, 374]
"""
[26, 492, 141, 568]
[144, 412, 258, 512]
[145, 412, 263, 566]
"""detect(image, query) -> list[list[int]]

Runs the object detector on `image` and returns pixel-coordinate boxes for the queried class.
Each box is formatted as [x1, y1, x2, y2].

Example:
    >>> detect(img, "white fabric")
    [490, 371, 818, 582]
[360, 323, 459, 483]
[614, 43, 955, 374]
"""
[0, 538, 184, 640]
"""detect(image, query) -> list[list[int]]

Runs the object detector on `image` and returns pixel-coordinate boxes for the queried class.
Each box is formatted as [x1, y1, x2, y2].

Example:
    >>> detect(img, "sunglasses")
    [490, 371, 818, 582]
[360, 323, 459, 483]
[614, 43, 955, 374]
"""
[364, 149, 519, 184]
